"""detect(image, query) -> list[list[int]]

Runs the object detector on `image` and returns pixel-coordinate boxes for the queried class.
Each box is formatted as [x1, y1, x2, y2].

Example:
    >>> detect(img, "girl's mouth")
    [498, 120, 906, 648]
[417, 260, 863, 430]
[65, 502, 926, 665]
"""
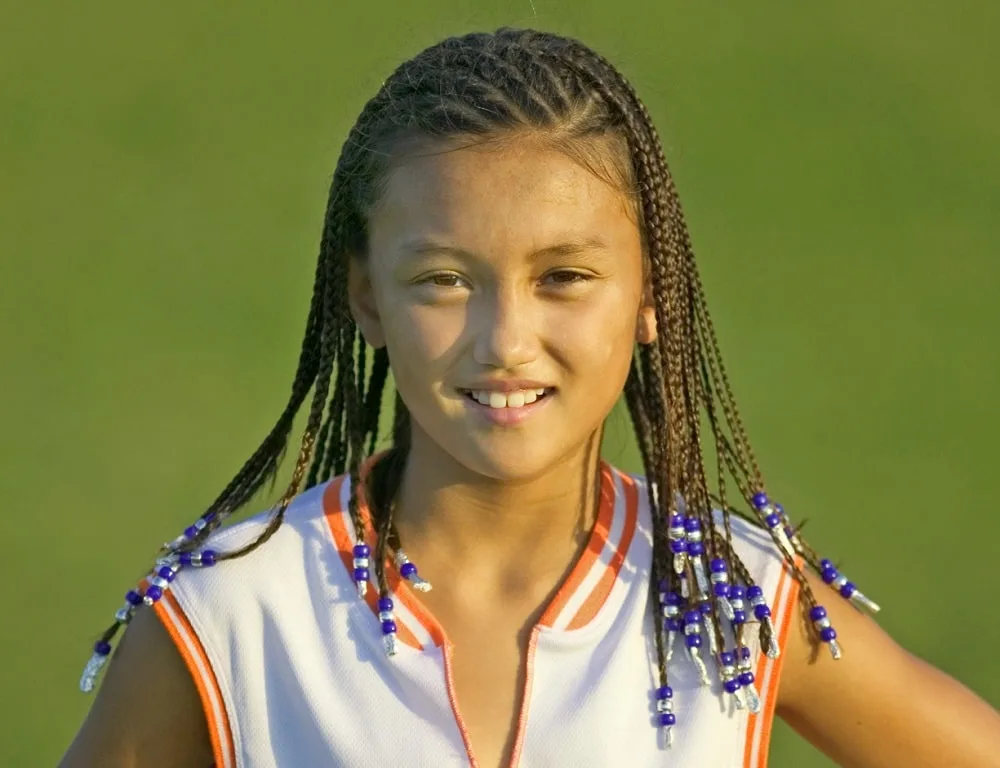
[458, 387, 553, 409]
[456, 387, 555, 426]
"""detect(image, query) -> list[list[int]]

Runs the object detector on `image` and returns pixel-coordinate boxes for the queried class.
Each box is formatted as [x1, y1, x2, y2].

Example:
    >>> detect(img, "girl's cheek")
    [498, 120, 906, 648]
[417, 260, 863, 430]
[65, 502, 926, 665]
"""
[385, 305, 466, 369]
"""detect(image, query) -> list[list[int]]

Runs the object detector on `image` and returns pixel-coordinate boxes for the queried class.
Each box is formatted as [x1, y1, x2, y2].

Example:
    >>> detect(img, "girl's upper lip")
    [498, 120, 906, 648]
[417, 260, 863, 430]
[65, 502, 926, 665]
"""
[458, 379, 553, 393]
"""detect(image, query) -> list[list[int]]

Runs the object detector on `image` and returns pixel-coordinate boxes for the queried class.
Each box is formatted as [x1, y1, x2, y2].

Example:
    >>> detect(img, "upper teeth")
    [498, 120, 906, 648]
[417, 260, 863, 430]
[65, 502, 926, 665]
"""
[470, 388, 546, 408]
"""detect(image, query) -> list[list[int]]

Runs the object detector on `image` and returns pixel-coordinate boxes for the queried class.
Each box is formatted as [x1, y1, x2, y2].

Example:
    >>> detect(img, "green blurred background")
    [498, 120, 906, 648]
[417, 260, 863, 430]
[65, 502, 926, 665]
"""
[2, 0, 998, 764]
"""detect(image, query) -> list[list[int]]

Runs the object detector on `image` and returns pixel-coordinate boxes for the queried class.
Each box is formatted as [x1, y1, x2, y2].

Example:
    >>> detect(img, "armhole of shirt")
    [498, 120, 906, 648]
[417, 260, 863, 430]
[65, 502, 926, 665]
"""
[152, 590, 238, 768]
[742, 556, 803, 768]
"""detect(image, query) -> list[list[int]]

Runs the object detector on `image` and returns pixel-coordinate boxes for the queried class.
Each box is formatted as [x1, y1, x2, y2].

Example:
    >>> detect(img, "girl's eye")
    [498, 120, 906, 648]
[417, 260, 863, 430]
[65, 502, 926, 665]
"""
[421, 273, 467, 288]
[542, 270, 591, 285]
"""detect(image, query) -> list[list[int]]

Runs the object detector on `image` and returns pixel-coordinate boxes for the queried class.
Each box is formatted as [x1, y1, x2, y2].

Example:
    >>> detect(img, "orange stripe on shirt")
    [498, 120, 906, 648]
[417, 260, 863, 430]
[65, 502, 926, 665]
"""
[565, 470, 639, 630]
[742, 556, 803, 768]
[321, 476, 426, 651]
[538, 463, 616, 628]
[153, 590, 236, 768]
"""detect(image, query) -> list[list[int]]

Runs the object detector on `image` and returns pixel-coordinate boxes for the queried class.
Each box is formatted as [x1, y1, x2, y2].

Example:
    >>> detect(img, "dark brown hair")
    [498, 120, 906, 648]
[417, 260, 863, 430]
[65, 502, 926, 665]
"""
[107, 27, 838, 698]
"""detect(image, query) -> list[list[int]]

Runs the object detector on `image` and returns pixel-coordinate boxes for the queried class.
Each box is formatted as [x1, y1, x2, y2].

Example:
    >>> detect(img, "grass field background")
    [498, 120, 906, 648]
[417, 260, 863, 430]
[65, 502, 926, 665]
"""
[2, 1, 999, 764]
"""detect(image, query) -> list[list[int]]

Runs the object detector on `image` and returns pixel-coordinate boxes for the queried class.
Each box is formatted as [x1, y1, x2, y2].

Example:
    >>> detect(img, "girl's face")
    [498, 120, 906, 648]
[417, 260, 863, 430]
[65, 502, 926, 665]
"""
[351, 136, 654, 481]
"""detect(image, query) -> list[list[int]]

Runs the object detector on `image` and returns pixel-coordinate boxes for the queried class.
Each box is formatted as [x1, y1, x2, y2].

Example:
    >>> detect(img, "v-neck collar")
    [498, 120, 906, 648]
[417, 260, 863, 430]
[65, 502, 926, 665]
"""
[321, 460, 640, 650]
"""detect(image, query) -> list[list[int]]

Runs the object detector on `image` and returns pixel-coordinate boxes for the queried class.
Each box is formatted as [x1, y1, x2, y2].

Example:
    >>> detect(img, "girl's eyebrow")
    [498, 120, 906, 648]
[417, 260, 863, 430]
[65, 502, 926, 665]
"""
[398, 236, 609, 260]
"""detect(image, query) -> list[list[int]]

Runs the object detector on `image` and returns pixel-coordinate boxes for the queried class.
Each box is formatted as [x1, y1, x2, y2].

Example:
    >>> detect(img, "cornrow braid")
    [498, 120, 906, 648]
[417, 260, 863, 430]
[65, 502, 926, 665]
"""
[79, 28, 882, 747]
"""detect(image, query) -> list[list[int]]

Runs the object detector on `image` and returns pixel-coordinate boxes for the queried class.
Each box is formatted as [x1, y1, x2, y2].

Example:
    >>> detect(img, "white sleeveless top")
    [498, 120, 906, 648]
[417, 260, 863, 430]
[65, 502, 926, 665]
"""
[153, 464, 799, 767]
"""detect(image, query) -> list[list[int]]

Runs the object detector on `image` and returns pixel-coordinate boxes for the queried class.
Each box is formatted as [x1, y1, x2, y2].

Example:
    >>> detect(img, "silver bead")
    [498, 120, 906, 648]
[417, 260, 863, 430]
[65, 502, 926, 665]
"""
[828, 639, 843, 660]
[378, 611, 394, 622]
[79, 653, 109, 693]
[850, 590, 881, 614]
[688, 645, 711, 686]
[702, 614, 720, 655]
[382, 633, 398, 657]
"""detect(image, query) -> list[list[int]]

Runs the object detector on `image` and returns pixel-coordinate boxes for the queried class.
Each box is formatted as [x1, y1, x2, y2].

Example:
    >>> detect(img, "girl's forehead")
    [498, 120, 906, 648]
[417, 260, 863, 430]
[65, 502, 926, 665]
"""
[371, 139, 638, 246]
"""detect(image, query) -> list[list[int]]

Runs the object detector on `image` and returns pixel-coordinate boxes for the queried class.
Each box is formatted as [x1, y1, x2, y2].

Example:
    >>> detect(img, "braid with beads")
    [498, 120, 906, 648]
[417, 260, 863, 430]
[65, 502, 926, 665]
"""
[82, 28, 879, 737]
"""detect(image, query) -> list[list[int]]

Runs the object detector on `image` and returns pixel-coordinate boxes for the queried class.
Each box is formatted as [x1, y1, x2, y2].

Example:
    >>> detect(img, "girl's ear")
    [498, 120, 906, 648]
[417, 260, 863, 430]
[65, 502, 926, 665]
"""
[636, 276, 658, 345]
[635, 305, 658, 345]
[347, 257, 387, 349]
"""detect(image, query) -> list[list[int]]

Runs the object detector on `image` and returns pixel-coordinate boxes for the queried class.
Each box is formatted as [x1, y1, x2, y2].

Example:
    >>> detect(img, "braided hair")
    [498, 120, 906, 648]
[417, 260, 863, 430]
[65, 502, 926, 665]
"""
[82, 28, 876, 731]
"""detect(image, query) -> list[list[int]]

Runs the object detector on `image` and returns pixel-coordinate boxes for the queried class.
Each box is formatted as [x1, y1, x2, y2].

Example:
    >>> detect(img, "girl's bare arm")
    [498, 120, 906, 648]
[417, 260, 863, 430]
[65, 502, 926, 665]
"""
[778, 570, 1000, 768]
[60, 608, 213, 768]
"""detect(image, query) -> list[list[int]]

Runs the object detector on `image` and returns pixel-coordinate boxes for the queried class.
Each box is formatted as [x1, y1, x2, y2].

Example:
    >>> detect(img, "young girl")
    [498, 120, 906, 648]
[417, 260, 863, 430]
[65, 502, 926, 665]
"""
[62, 28, 1000, 768]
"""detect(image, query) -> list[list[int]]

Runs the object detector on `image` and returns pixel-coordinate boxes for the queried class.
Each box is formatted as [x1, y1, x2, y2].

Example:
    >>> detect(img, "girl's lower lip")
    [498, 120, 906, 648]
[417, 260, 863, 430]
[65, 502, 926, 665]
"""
[462, 392, 554, 426]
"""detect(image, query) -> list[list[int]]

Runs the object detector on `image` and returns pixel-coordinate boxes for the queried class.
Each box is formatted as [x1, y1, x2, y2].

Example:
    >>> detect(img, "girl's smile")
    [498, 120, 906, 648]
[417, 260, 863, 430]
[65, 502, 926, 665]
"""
[457, 382, 556, 426]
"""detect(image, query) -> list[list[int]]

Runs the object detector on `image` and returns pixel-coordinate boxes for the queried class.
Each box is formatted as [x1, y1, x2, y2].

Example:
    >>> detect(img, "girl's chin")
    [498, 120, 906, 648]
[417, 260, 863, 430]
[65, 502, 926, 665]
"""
[445, 435, 587, 484]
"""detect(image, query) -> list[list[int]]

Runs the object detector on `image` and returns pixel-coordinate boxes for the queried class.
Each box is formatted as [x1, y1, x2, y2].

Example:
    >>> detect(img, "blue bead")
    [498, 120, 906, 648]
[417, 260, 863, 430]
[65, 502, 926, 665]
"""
[125, 589, 142, 606]
[179, 552, 193, 566]
[754, 605, 772, 620]
[688, 541, 705, 556]
[684, 517, 701, 532]
[709, 558, 727, 573]
[765, 512, 781, 528]
[732, 610, 747, 624]
[720, 651, 735, 666]
[666, 617, 682, 632]
[656, 685, 673, 699]
[774, 503, 784, 516]
[380, 620, 397, 634]
[201, 550, 217, 566]
[157, 566, 175, 581]
[839, 581, 856, 598]
[685, 634, 702, 648]
[683, 610, 700, 625]
[746, 585, 764, 600]
[820, 558, 833, 569]
[353, 543, 370, 558]
[714, 583, 731, 598]
[94, 640, 112, 656]
[184, 525, 198, 540]
[724, 678, 741, 694]
[400, 562, 418, 579]
[659, 712, 677, 727]
[669, 513, 685, 528]
[377, 596, 394, 612]
[145, 585, 163, 602]
[821, 567, 838, 584]
[738, 671, 755, 686]
[699, 602, 712, 614]
[751, 492, 768, 509]
[669, 539, 687, 554]
[740, 646, 752, 660]
[730, 585, 745, 599]
[353, 567, 370, 581]
[820, 626, 837, 642]
[203, 511, 217, 523]
[664, 591, 681, 606]
[810, 606, 827, 622]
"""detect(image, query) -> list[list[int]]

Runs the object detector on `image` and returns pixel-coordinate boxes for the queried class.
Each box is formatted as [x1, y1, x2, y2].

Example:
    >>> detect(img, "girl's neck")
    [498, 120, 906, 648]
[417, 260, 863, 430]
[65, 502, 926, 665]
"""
[391, 428, 604, 599]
